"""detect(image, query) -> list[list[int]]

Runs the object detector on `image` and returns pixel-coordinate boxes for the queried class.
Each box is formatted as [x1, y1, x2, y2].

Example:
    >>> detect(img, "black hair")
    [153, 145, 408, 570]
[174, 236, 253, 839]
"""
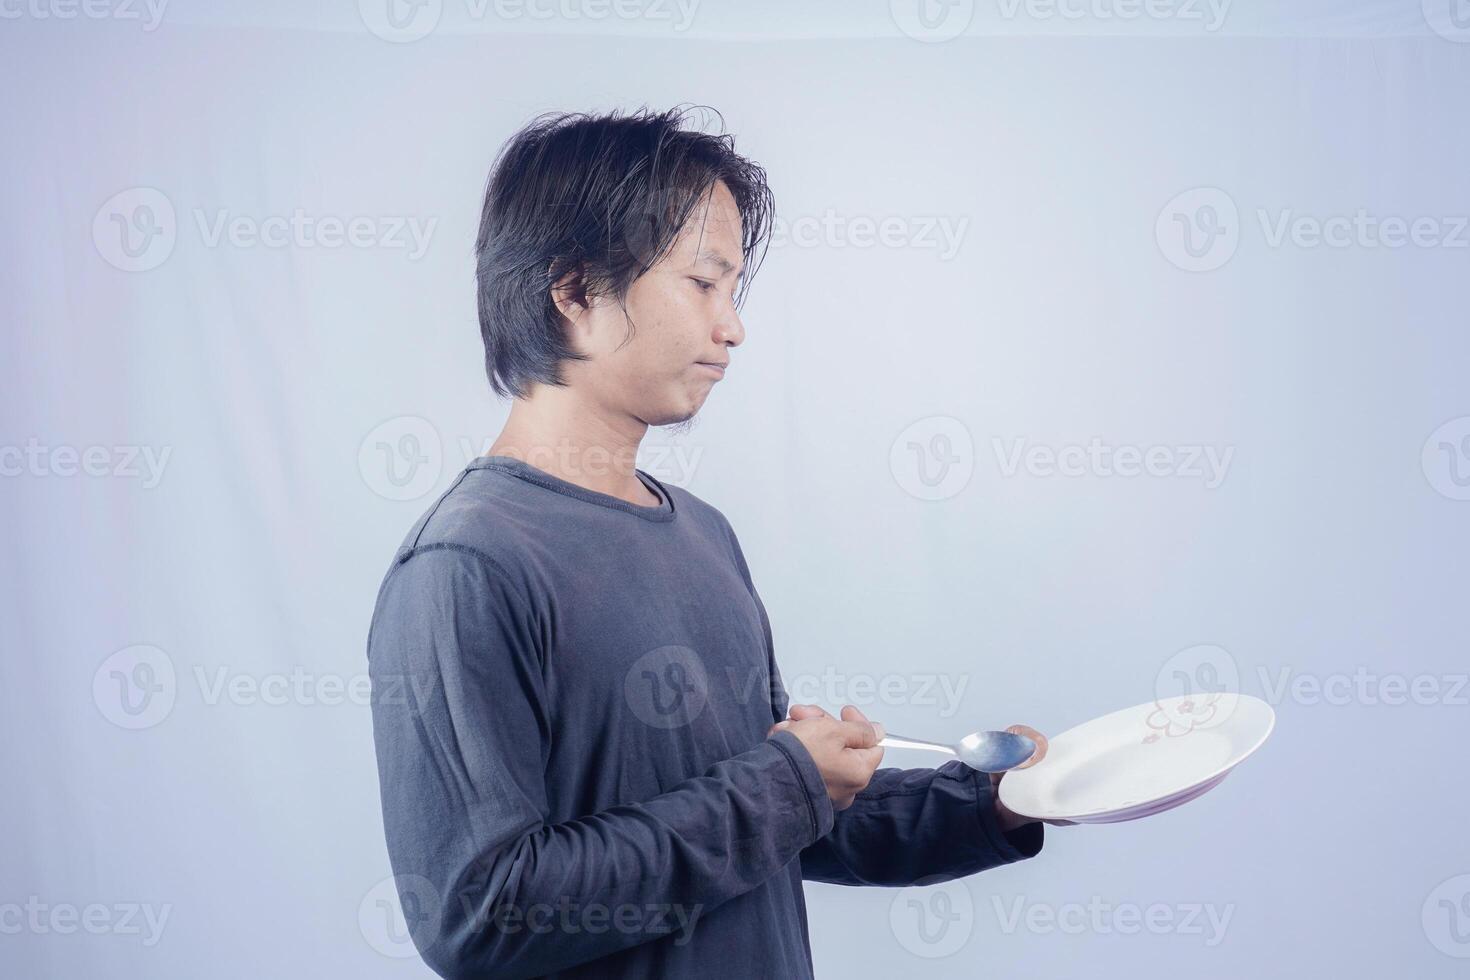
[474, 105, 774, 399]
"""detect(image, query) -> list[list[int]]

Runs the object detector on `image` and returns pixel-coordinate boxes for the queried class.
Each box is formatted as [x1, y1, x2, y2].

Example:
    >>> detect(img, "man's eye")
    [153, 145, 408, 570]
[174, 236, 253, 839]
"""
[690, 278, 715, 292]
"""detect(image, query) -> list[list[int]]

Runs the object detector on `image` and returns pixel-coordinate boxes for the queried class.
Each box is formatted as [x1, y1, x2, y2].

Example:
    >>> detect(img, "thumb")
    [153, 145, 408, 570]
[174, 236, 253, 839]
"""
[838, 705, 879, 748]
[786, 703, 830, 721]
[840, 704, 883, 743]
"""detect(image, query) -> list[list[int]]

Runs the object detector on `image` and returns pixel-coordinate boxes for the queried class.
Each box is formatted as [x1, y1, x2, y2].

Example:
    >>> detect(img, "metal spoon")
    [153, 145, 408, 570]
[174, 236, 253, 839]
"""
[879, 730, 1038, 774]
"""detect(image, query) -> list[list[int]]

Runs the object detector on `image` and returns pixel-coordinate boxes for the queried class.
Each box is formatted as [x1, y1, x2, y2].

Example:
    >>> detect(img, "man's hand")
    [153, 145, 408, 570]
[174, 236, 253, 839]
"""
[774, 710, 1075, 830]
[768, 704, 884, 810]
[991, 724, 1076, 830]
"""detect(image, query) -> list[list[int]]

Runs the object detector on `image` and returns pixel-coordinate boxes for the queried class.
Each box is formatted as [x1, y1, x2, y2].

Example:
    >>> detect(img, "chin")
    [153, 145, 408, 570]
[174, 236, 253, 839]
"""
[646, 408, 696, 428]
[643, 398, 704, 429]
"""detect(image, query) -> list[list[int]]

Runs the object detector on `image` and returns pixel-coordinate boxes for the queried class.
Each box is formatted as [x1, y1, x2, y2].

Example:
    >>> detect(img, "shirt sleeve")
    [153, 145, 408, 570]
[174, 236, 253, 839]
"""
[739, 565, 1044, 886]
[797, 759, 1044, 886]
[715, 512, 1043, 886]
[366, 544, 835, 980]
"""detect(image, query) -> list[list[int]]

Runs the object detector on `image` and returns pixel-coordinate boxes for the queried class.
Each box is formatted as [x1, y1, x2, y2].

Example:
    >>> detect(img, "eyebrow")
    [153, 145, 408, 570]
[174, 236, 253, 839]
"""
[696, 248, 744, 279]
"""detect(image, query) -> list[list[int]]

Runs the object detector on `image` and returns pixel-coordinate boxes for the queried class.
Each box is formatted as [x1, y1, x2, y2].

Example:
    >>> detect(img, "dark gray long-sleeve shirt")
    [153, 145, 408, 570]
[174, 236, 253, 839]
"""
[366, 455, 1043, 979]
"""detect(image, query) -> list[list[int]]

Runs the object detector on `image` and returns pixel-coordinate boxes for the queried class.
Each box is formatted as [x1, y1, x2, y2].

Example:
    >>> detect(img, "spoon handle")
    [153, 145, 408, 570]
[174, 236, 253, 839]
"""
[878, 732, 957, 756]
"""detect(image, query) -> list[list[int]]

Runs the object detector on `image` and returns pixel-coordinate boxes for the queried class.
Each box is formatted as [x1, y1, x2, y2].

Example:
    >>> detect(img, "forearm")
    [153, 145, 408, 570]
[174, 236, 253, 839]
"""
[799, 762, 1043, 887]
[994, 792, 1042, 834]
[368, 548, 836, 978]
[376, 726, 833, 979]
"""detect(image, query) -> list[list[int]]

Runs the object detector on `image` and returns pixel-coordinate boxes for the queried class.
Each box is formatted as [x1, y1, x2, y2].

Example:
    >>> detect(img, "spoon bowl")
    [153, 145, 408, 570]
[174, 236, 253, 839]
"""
[879, 729, 1038, 774]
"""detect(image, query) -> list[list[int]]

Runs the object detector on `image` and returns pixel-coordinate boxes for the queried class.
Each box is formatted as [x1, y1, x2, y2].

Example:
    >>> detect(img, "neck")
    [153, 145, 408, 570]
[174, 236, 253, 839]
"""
[486, 383, 653, 504]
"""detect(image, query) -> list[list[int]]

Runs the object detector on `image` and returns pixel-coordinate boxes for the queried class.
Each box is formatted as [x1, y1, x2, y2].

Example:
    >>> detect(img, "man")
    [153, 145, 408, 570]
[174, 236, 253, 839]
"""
[366, 106, 1052, 980]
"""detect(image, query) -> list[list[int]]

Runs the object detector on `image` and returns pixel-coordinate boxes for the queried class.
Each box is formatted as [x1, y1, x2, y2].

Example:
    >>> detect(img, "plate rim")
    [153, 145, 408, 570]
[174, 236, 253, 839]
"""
[998, 693, 1276, 820]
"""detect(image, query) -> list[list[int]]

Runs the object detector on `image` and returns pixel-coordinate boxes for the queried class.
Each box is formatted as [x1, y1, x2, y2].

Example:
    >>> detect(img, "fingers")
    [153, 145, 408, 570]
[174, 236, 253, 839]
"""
[833, 706, 886, 775]
[836, 721, 876, 749]
[851, 743, 885, 772]
[773, 704, 885, 748]
[776, 707, 887, 809]
[839, 704, 885, 746]
[1006, 723, 1049, 769]
[769, 703, 828, 735]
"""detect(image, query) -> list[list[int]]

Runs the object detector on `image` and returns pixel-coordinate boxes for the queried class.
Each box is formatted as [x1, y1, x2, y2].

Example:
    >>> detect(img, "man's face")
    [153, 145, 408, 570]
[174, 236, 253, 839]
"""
[562, 180, 747, 427]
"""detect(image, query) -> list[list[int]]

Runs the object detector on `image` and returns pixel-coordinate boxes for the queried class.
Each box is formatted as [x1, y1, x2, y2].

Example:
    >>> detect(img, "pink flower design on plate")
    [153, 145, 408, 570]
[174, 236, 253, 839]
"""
[1143, 695, 1221, 740]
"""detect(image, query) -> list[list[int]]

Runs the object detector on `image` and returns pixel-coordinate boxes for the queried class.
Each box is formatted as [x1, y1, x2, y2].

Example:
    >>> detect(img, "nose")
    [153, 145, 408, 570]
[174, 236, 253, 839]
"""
[712, 299, 745, 349]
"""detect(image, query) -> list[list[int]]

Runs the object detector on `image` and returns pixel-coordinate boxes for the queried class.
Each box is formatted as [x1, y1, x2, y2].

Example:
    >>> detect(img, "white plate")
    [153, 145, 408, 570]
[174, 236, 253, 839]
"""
[998, 694, 1274, 824]
[1060, 771, 1231, 825]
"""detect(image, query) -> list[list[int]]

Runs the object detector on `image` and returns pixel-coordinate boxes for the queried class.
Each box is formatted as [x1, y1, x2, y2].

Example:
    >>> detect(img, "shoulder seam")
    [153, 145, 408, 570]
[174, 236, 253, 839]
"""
[389, 542, 539, 624]
[407, 469, 473, 552]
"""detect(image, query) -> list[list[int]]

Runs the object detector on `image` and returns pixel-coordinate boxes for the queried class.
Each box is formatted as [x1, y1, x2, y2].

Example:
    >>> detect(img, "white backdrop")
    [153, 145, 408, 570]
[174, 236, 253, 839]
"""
[4, 2, 1470, 977]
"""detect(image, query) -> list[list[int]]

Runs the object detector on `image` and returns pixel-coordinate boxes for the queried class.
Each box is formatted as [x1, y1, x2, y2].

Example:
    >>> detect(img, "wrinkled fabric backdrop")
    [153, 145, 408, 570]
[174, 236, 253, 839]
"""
[3, 1, 1469, 977]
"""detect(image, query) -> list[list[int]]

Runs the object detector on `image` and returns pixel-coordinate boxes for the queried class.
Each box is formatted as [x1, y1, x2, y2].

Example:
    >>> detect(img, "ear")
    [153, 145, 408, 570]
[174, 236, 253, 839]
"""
[549, 262, 589, 327]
